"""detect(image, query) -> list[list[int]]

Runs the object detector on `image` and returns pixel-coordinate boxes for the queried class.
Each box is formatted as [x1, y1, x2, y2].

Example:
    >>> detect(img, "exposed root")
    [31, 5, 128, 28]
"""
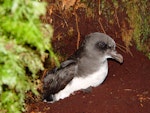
[53, 12, 68, 27]
[98, 0, 101, 15]
[41, 69, 48, 82]
[98, 18, 106, 34]
[114, 9, 121, 28]
[116, 43, 133, 56]
[116, 43, 126, 53]
[97, 0, 106, 34]
[74, 11, 80, 49]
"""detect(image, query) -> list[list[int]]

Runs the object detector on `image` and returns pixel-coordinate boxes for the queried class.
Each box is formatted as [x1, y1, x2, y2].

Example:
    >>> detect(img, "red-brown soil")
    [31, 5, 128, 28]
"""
[27, 3, 150, 113]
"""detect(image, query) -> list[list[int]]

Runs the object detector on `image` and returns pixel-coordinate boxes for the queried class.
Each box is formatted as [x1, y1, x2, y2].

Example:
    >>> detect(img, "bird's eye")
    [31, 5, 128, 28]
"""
[96, 41, 107, 50]
[108, 46, 112, 49]
[108, 45, 115, 49]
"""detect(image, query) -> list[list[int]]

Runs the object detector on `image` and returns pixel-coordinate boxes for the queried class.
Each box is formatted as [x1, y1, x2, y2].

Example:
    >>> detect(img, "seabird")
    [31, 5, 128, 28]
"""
[43, 32, 123, 102]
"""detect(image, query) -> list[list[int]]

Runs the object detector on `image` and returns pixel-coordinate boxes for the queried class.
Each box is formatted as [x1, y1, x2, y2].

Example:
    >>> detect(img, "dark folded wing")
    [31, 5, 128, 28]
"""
[43, 59, 77, 100]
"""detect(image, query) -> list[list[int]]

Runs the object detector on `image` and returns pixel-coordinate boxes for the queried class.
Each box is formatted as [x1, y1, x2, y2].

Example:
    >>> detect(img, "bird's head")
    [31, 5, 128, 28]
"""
[82, 32, 123, 63]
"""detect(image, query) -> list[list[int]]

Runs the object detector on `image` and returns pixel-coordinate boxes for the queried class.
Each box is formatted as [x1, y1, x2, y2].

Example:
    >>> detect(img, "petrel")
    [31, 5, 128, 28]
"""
[43, 32, 123, 102]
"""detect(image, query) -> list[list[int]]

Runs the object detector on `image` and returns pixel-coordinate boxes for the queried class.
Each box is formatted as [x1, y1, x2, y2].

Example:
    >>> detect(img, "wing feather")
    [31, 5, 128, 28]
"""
[43, 59, 77, 101]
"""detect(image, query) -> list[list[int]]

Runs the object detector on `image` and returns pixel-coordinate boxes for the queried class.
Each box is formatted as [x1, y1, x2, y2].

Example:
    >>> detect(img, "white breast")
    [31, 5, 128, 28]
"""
[54, 61, 108, 101]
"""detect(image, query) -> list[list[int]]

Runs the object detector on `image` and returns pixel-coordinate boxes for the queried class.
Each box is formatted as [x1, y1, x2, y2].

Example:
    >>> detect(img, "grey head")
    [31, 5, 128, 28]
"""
[79, 32, 123, 63]
[42, 32, 123, 102]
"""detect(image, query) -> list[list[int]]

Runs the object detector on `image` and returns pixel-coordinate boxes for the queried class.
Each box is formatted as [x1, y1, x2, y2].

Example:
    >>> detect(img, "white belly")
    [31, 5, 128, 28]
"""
[54, 62, 108, 101]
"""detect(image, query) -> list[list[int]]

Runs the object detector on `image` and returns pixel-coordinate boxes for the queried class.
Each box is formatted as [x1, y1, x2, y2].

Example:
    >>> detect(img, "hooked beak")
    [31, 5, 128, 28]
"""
[109, 50, 123, 63]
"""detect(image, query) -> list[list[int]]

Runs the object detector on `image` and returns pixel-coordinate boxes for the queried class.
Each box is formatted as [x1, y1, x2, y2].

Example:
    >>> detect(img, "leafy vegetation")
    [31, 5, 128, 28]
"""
[124, 0, 150, 58]
[0, 0, 57, 112]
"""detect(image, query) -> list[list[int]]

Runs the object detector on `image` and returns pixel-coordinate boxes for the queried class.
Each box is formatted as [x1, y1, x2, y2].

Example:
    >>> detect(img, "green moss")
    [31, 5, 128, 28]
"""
[125, 0, 150, 57]
[0, 0, 58, 112]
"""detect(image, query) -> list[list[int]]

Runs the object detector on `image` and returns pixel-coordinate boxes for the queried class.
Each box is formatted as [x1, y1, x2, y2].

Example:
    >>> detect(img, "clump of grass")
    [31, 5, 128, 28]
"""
[124, 0, 150, 58]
